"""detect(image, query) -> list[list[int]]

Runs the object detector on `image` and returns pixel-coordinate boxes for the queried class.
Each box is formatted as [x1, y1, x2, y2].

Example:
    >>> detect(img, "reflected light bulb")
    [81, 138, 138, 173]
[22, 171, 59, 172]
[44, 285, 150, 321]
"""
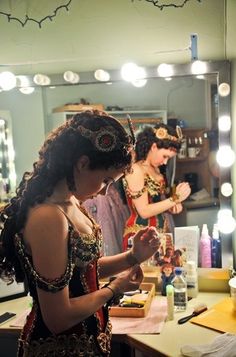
[63, 71, 80, 83]
[33, 74, 51, 86]
[217, 209, 236, 234]
[221, 182, 233, 197]
[191, 61, 207, 75]
[218, 115, 231, 132]
[19, 87, 35, 94]
[0, 71, 16, 91]
[216, 145, 235, 167]
[218, 82, 230, 97]
[94, 69, 110, 82]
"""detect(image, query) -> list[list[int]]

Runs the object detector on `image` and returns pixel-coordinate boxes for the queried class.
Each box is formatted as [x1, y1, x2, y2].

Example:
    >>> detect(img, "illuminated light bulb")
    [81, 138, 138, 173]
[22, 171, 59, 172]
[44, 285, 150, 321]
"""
[63, 71, 80, 84]
[19, 87, 35, 94]
[191, 61, 207, 75]
[216, 145, 235, 167]
[157, 63, 173, 77]
[16, 75, 30, 87]
[131, 79, 147, 87]
[94, 69, 110, 82]
[218, 115, 231, 132]
[121, 63, 146, 82]
[33, 74, 51, 86]
[221, 182, 233, 197]
[218, 82, 230, 97]
[165, 77, 172, 81]
[0, 71, 16, 91]
[217, 209, 236, 234]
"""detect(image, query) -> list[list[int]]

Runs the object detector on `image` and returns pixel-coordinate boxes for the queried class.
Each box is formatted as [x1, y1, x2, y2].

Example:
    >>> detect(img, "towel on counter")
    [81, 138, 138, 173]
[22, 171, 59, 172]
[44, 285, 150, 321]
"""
[181, 333, 236, 357]
[110, 297, 167, 334]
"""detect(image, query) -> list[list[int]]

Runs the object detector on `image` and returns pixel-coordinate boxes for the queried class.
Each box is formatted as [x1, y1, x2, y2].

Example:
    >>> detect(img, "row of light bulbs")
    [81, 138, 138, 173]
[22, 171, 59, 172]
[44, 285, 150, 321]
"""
[1, 60, 231, 94]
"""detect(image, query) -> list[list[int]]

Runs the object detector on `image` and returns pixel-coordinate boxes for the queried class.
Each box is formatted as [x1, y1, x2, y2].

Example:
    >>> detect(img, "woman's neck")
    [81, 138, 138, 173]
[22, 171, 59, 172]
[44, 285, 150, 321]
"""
[46, 179, 74, 205]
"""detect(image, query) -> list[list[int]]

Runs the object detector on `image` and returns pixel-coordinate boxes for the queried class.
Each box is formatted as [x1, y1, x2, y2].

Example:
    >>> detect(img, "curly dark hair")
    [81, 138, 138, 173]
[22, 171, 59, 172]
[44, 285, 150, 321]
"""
[135, 123, 181, 161]
[0, 110, 133, 283]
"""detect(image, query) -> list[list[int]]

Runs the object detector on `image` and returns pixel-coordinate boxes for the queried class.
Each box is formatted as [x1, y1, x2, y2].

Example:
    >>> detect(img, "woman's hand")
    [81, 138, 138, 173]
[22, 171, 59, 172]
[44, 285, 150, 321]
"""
[175, 182, 191, 202]
[131, 226, 160, 264]
[169, 203, 183, 214]
[110, 264, 144, 294]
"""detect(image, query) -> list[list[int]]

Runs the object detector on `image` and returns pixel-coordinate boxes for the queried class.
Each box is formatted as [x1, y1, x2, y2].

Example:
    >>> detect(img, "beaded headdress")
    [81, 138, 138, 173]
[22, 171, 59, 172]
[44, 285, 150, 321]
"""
[154, 125, 183, 143]
[77, 114, 136, 153]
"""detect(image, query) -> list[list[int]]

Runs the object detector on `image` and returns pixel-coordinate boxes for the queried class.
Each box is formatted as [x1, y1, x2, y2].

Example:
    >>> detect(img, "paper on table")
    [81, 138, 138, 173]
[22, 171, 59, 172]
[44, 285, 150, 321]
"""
[110, 297, 167, 334]
[10, 308, 31, 327]
[191, 297, 236, 334]
[174, 226, 199, 265]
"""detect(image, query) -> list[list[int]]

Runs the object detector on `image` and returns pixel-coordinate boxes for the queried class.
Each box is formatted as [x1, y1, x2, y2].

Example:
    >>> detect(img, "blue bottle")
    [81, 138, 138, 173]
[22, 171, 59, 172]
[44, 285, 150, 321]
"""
[211, 224, 222, 268]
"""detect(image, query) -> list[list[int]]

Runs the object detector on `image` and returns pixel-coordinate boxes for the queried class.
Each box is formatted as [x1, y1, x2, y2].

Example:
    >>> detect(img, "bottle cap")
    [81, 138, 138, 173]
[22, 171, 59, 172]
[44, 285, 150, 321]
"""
[174, 267, 183, 275]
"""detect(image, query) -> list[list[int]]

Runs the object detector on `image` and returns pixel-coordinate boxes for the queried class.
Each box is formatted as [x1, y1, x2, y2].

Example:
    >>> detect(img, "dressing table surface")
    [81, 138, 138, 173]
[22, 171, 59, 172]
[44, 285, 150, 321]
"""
[0, 292, 229, 356]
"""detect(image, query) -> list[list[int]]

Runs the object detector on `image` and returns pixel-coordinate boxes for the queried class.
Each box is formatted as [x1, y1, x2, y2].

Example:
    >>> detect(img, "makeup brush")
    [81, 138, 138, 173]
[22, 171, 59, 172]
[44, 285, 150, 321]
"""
[177, 303, 207, 324]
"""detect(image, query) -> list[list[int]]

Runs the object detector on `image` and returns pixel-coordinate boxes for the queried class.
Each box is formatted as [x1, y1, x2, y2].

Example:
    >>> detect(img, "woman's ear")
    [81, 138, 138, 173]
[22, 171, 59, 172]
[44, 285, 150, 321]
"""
[151, 142, 157, 151]
[75, 155, 90, 171]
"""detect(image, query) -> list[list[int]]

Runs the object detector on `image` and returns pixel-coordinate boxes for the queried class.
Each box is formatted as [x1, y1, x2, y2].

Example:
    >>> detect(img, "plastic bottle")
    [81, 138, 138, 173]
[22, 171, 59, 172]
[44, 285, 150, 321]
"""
[166, 284, 174, 320]
[199, 224, 212, 268]
[185, 261, 198, 299]
[211, 224, 222, 268]
[171, 267, 187, 311]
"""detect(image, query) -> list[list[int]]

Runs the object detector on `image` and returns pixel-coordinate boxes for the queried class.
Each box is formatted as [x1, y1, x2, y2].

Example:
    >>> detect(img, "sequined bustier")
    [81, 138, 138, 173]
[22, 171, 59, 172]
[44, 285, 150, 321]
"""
[14, 206, 111, 357]
[122, 173, 169, 251]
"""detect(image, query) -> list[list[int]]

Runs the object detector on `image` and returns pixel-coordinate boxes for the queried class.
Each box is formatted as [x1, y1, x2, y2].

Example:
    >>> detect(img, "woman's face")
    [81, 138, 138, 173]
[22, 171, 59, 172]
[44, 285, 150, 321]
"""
[150, 144, 176, 167]
[73, 157, 124, 201]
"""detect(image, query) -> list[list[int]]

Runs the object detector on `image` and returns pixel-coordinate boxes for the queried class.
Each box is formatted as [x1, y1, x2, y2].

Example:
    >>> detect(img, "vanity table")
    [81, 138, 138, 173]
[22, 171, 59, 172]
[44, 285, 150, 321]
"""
[0, 292, 229, 357]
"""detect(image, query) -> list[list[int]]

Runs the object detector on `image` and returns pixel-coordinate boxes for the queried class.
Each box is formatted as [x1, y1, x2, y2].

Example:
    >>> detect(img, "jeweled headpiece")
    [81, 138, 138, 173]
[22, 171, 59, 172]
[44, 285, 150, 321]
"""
[154, 125, 183, 143]
[77, 125, 134, 153]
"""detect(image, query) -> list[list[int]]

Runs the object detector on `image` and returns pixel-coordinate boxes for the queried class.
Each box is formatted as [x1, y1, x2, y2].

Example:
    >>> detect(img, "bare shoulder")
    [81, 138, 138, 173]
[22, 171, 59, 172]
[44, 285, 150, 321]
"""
[24, 204, 69, 246]
[125, 162, 145, 191]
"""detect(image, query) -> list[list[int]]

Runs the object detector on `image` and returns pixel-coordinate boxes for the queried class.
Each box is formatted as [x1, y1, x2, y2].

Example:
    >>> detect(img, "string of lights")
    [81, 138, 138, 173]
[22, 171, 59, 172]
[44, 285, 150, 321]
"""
[0, 0, 72, 28]
[132, 0, 202, 10]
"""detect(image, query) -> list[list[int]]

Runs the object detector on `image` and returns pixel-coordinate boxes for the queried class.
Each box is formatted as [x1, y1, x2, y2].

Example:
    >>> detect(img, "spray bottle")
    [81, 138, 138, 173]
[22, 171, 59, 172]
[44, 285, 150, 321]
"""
[200, 224, 211, 268]
[211, 224, 222, 268]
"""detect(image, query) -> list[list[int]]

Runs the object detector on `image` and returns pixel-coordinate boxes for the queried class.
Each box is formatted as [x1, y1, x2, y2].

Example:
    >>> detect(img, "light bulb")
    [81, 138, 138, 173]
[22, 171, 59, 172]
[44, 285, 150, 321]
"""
[94, 69, 110, 82]
[216, 145, 235, 167]
[221, 182, 233, 197]
[218, 115, 231, 132]
[217, 209, 236, 234]
[157, 63, 173, 77]
[33, 74, 51, 86]
[0, 71, 16, 91]
[218, 82, 230, 97]
[191, 61, 207, 75]
[121, 63, 146, 82]
[19, 87, 35, 94]
[63, 71, 80, 83]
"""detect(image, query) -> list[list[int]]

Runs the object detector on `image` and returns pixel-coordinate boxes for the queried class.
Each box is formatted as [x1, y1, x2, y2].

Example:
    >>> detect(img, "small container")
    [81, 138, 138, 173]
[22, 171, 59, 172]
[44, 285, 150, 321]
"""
[185, 261, 198, 299]
[166, 284, 174, 320]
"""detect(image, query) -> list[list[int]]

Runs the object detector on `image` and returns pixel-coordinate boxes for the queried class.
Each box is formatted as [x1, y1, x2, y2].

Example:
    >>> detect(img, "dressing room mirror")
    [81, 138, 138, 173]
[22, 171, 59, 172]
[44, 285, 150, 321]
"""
[0, 60, 232, 268]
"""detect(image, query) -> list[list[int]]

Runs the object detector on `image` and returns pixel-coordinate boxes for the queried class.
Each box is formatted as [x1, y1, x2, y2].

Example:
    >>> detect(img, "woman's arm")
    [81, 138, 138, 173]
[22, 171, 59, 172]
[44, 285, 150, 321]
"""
[125, 165, 190, 219]
[98, 227, 160, 278]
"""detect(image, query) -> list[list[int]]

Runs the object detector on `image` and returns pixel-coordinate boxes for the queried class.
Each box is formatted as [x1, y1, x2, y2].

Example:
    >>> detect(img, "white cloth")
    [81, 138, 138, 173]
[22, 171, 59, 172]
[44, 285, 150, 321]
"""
[181, 333, 236, 357]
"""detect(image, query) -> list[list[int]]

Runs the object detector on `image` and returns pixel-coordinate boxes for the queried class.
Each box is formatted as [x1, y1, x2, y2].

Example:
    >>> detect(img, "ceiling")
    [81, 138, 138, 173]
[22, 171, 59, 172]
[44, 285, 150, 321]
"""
[0, 0, 227, 76]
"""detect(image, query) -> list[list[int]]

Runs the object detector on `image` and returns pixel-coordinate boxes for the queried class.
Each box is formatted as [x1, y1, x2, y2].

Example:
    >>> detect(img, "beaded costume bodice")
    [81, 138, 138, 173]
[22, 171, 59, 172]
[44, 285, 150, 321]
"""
[14, 205, 111, 357]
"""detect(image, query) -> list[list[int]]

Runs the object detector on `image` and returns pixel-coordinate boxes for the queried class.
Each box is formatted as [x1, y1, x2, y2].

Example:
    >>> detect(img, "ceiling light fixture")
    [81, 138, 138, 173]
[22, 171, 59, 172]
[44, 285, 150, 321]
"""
[94, 69, 110, 82]
[63, 71, 80, 84]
